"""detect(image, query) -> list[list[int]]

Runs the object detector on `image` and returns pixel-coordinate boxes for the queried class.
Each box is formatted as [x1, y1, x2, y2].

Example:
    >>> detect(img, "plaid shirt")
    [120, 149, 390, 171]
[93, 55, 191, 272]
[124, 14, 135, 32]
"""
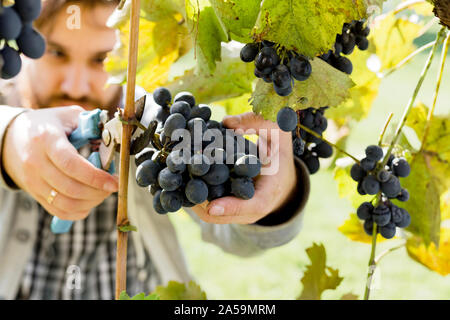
[15, 193, 162, 300]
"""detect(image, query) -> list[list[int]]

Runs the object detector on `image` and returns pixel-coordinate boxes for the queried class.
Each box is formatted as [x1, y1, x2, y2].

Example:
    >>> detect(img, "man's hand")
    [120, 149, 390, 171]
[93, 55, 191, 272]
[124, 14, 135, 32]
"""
[2, 106, 119, 220]
[192, 112, 297, 225]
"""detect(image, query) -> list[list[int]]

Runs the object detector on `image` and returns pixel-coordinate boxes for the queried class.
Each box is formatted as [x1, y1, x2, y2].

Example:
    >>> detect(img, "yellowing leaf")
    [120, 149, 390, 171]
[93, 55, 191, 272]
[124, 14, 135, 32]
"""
[411, 1, 435, 16]
[334, 166, 373, 209]
[406, 228, 450, 276]
[339, 213, 386, 243]
[251, 58, 355, 121]
[216, 94, 253, 116]
[297, 243, 343, 300]
[252, 0, 368, 58]
[152, 281, 207, 300]
[141, 0, 186, 22]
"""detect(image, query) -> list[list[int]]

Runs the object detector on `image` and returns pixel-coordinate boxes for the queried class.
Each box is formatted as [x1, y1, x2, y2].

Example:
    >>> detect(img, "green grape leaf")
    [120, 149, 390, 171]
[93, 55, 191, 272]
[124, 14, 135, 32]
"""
[297, 243, 343, 300]
[152, 281, 207, 300]
[119, 291, 160, 300]
[186, 0, 228, 74]
[406, 227, 450, 276]
[339, 213, 387, 244]
[251, 58, 355, 121]
[166, 45, 254, 103]
[252, 0, 368, 58]
[215, 94, 253, 116]
[141, 0, 186, 22]
[210, 0, 261, 43]
[396, 104, 450, 246]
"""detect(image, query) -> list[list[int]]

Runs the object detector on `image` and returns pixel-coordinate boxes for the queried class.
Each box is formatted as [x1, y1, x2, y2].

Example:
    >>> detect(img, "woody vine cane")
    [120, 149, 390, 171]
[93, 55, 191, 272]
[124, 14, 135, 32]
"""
[115, 0, 141, 300]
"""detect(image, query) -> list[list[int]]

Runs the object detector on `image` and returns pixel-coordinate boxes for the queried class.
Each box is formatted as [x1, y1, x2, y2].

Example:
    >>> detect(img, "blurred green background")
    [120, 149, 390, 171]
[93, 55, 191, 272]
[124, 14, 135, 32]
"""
[168, 1, 450, 300]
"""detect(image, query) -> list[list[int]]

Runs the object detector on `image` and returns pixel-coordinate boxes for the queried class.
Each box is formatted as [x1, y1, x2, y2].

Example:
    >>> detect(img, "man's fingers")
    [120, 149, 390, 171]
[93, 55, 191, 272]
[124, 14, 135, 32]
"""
[55, 105, 85, 133]
[45, 135, 118, 193]
[42, 154, 111, 200]
[223, 112, 279, 135]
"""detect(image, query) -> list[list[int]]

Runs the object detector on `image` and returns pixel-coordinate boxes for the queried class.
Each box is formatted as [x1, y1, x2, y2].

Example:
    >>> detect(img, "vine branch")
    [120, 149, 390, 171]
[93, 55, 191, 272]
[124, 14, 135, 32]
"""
[380, 27, 446, 169]
[115, 0, 141, 300]
[378, 113, 394, 146]
[419, 31, 450, 153]
[364, 194, 381, 300]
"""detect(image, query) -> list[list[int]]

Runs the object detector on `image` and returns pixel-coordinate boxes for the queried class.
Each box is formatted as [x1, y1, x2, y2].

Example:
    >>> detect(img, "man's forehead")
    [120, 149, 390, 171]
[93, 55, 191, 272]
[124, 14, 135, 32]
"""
[42, 3, 117, 52]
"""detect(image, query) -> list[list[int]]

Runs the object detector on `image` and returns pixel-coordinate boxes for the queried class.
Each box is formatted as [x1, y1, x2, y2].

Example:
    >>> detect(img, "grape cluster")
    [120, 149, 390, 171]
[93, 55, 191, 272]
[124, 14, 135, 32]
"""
[351, 145, 411, 239]
[135, 87, 262, 214]
[276, 106, 333, 174]
[319, 19, 370, 75]
[0, 1, 45, 79]
[240, 41, 312, 97]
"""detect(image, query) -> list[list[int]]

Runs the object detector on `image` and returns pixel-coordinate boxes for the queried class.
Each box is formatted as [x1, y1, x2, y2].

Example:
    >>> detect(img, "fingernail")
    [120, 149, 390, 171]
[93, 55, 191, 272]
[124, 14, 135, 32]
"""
[209, 206, 224, 216]
[104, 181, 118, 192]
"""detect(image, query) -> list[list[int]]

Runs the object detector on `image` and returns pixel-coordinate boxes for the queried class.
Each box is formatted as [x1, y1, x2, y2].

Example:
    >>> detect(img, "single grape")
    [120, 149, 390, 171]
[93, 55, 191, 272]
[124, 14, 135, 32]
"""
[158, 168, 183, 192]
[273, 83, 292, 96]
[314, 113, 328, 132]
[357, 202, 374, 220]
[208, 184, 226, 201]
[206, 120, 222, 130]
[231, 178, 255, 200]
[396, 188, 410, 202]
[153, 190, 168, 214]
[0, 7, 22, 40]
[376, 170, 391, 183]
[234, 155, 261, 178]
[363, 218, 374, 236]
[312, 142, 333, 159]
[153, 87, 172, 108]
[136, 160, 161, 187]
[289, 55, 312, 81]
[240, 43, 259, 62]
[17, 25, 46, 59]
[373, 204, 391, 227]
[185, 179, 209, 204]
[341, 33, 356, 55]
[357, 181, 367, 195]
[254, 47, 280, 74]
[334, 41, 343, 55]
[188, 154, 211, 176]
[202, 164, 230, 186]
[350, 163, 366, 182]
[302, 154, 320, 174]
[362, 175, 380, 195]
[277, 107, 298, 132]
[166, 150, 186, 174]
[381, 175, 402, 198]
[156, 106, 170, 123]
[356, 36, 369, 51]
[170, 101, 191, 120]
[293, 137, 305, 157]
[390, 205, 403, 224]
[174, 91, 196, 107]
[164, 113, 186, 138]
[135, 148, 156, 167]
[189, 104, 211, 122]
[160, 190, 184, 212]
[262, 40, 275, 47]
[0, 46, 22, 79]
[392, 158, 410, 178]
[396, 208, 411, 228]
[365, 145, 384, 162]
[300, 111, 314, 128]
[379, 222, 396, 239]
[333, 55, 353, 74]
[271, 64, 292, 89]
[14, 0, 42, 22]
[360, 158, 376, 172]
[149, 184, 161, 196]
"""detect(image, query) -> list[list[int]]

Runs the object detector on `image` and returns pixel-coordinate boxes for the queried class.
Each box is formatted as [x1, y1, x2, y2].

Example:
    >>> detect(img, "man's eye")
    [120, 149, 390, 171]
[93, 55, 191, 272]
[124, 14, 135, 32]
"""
[49, 49, 65, 58]
[93, 56, 107, 65]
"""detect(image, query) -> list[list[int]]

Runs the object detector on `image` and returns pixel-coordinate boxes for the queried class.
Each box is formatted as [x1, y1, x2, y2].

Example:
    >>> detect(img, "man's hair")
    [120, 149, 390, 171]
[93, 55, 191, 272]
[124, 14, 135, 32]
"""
[35, 0, 120, 29]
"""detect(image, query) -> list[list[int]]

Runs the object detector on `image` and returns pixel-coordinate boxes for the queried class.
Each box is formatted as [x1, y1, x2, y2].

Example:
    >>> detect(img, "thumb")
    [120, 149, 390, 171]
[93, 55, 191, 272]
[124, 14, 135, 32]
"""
[56, 105, 87, 133]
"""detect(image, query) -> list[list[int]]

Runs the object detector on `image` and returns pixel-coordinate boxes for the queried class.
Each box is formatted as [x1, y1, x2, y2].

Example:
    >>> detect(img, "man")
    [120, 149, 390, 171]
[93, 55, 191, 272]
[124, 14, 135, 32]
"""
[0, 0, 310, 300]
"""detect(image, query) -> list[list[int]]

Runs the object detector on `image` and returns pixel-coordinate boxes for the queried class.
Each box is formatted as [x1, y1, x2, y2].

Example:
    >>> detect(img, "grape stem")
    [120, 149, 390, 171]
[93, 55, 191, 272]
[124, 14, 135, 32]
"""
[364, 194, 381, 300]
[115, 0, 141, 300]
[419, 31, 450, 154]
[378, 113, 394, 146]
[380, 27, 446, 169]
[298, 124, 361, 164]
[382, 40, 436, 78]
[374, 242, 406, 265]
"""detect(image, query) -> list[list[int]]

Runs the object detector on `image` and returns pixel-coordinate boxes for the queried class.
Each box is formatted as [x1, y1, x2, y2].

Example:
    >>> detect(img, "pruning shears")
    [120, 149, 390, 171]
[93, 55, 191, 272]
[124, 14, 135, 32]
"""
[50, 95, 155, 234]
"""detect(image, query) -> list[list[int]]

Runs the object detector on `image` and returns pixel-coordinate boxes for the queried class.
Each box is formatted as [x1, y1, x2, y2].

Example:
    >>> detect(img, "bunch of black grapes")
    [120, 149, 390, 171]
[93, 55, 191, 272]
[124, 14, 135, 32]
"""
[319, 19, 370, 75]
[351, 145, 411, 239]
[276, 106, 333, 174]
[240, 41, 312, 97]
[135, 87, 262, 214]
[0, 1, 46, 79]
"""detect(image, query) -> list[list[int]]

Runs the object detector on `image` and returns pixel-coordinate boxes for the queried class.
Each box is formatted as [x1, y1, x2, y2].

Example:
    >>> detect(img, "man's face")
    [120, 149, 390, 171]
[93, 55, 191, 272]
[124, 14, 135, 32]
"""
[18, 3, 121, 111]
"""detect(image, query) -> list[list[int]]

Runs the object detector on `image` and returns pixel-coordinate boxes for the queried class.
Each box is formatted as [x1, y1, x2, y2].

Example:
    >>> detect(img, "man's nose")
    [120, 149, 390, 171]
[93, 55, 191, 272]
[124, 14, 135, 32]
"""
[60, 65, 90, 99]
